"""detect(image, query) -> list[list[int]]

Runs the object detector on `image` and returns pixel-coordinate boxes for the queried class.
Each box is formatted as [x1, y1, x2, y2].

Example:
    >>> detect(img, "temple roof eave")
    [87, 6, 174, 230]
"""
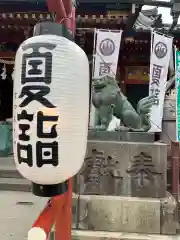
[134, 25, 180, 33]
[0, 12, 180, 34]
[0, 3, 179, 34]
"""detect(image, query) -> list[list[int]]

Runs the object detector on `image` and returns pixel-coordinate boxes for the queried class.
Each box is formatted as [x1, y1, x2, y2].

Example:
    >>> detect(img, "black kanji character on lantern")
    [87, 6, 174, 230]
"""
[17, 110, 34, 122]
[21, 43, 56, 84]
[17, 143, 33, 167]
[151, 64, 162, 86]
[17, 110, 34, 141]
[36, 141, 58, 167]
[19, 124, 30, 141]
[19, 85, 55, 108]
[37, 111, 58, 138]
[99, 62, 112, 76]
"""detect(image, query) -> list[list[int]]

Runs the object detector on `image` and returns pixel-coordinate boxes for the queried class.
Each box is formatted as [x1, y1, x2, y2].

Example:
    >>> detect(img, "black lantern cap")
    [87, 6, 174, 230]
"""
[32, 181, 68, 197]
[33, 21, 74, 41]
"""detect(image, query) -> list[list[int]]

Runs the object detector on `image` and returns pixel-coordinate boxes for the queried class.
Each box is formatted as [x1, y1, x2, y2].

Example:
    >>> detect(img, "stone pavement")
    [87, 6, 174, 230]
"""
[0, 191, 180, 240]
[0, 191, 47, 240]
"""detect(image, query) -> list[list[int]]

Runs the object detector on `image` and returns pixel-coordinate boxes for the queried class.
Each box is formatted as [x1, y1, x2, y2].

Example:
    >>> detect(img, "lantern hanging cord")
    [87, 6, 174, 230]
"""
[59, 16, 74, 24]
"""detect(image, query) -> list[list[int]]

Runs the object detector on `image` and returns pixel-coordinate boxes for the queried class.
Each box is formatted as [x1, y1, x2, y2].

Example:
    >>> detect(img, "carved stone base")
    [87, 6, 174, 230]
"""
[74, 140, 167, 198]
[72, 194, 177, 235]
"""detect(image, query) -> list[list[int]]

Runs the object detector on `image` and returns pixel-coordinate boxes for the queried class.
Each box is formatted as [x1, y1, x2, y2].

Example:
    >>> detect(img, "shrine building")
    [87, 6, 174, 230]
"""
[0, 0, 178, 119]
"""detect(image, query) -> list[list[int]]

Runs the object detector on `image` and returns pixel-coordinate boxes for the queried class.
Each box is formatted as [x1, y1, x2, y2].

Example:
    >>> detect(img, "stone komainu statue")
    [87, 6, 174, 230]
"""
[92, 75, 154, 132]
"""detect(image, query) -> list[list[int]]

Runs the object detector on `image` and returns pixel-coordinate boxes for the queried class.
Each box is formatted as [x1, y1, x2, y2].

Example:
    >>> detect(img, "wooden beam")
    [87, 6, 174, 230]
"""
[77, 0, 172, 8]
[0, 52, 15, 58]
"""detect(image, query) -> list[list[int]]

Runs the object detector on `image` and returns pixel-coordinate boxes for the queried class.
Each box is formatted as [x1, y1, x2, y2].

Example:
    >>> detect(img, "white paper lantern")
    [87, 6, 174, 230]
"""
[13, 35, 89, 185]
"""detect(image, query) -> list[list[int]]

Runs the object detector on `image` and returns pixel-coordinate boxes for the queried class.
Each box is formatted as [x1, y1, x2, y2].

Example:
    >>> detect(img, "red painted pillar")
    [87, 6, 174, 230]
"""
[62, 0, 72, 15]
[63, 0, 76, 34]
[47, 0, 75, 34]
[47, 0, 66, 19]
[54, 181, 72, 240]
[63, 6, 76, 35]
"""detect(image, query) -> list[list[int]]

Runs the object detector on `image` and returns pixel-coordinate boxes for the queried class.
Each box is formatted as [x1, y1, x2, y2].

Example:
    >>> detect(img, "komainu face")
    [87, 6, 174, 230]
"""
[92, 75, 118, 93]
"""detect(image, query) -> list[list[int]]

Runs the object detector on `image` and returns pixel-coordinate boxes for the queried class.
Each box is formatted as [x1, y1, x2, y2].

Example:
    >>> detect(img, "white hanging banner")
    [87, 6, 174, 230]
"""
[93, 29, 122, 78]
[149, 32, 173, 132]
[89, 29, 122, 128]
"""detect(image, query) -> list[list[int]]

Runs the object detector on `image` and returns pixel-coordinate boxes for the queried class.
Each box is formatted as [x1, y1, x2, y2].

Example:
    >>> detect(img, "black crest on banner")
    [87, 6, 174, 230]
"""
[99, 38, 115, 56]
[154, 42, 167, 59]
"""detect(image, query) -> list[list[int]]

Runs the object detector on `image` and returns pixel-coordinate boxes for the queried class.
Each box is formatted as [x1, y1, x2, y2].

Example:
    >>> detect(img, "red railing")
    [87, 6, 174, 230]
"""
[28, 179, 72, 240]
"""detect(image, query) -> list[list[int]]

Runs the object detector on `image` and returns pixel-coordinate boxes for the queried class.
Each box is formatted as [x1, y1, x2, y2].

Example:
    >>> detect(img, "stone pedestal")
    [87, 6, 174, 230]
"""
[74, 137, 167, 198]
[71, 194, 177, 235]
[70, 132, 178, 238]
